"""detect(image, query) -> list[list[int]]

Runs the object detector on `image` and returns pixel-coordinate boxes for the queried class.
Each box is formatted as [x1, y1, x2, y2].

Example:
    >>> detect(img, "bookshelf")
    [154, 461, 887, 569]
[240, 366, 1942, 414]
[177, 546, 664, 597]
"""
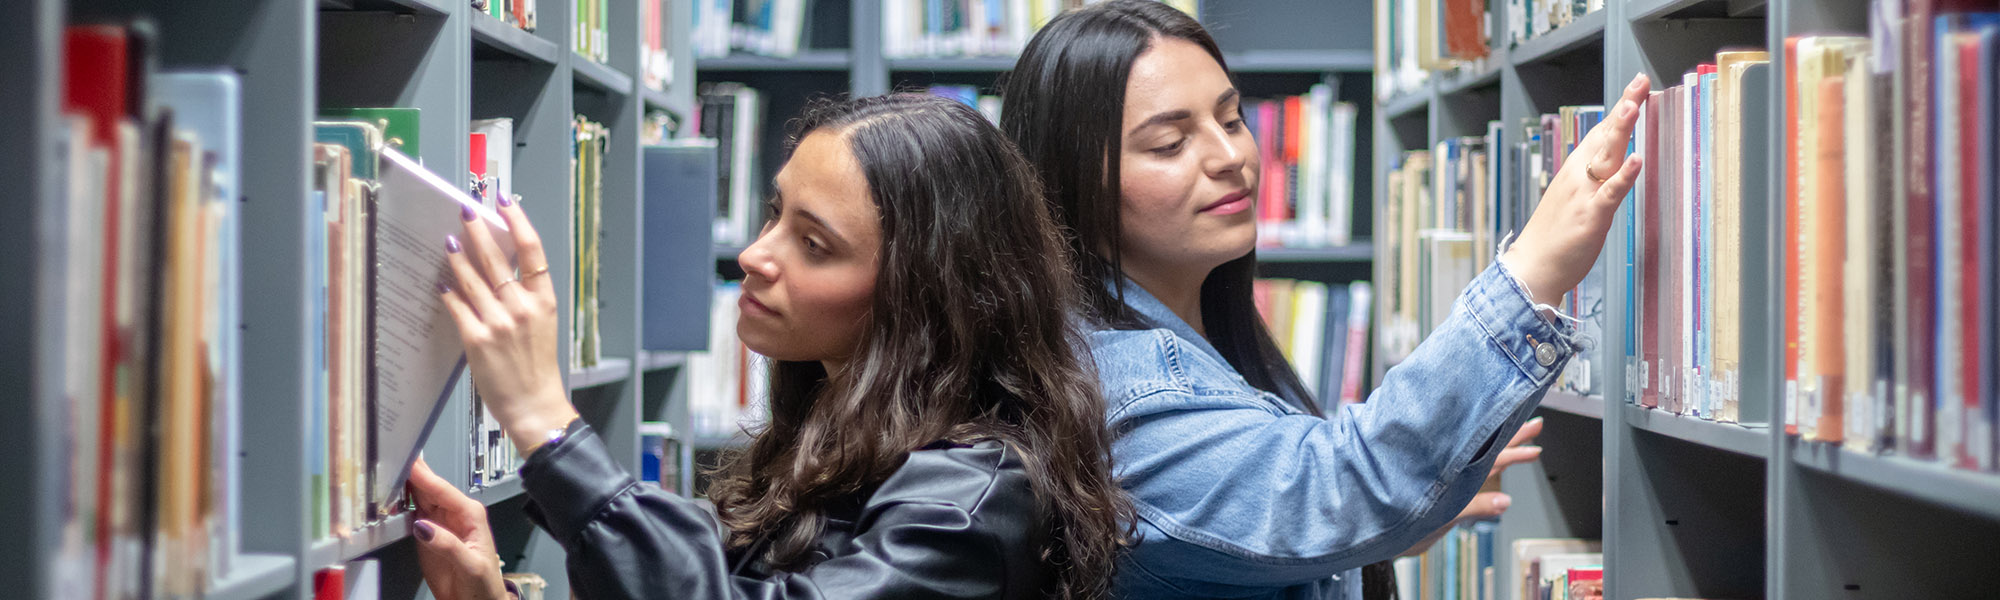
[1376, 0, 2000, 597]
[695, 0, 1379, 280]
[2, 0, 709, 598]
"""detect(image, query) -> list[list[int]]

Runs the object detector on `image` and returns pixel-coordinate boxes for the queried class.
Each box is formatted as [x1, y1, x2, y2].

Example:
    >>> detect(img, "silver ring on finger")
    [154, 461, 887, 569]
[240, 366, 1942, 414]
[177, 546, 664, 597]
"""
[493, 277, 520, 293]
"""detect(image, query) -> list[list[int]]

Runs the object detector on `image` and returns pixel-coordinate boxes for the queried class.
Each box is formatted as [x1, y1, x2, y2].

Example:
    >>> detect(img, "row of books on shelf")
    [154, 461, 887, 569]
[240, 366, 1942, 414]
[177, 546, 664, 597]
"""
[1393, 532, 1603, 600]
[642, 0, 674, 91]
[640, 422, 687, 494]
[575, 0, 609, 64]
[1776, 10, 1997, 470]
[693, 0, 811, 58]
[695, 81, 1368, 249]
[468, 391, 522, 489]
[696, 82, 765, 247]
[1615, 6, 2000, 474]
[572, 116, 609, 369]
[312, 560, 548, 600]
[472, 0, 539, 35]
[881, 0, 1198, 59]
[688, 284, 773, 439]
[1624, 51, 1769, 428]
[1252, 279, 1375, 406]
[1249, 86, 1364, 249]
[926, 84, 1006, 123]
[53, 22, 536, 597]
[54, 23, 248, 599]
[1373, 0, 1606, 100]
[1379, 106, 1608, 397]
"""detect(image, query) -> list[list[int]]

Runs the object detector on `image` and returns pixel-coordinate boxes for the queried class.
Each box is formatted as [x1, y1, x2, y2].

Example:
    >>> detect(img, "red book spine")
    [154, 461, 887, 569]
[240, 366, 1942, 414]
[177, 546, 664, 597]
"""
[1956, 34, 1982, 468]
[1812, 77, 1847, 442]
[1904, 0, 1937, 458]
[63, 25, 130, 587]
[314, 567, 345, 600]
[1641, 91, 1663, 408]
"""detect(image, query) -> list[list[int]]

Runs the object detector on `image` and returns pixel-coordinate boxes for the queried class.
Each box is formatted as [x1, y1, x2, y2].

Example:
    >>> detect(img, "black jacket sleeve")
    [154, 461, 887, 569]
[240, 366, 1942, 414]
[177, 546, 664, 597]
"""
[518, 423, 1047, 600]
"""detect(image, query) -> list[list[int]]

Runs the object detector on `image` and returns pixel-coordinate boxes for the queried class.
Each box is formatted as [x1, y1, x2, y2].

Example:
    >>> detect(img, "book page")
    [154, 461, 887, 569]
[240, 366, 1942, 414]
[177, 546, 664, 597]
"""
[371, 147, 516, 510]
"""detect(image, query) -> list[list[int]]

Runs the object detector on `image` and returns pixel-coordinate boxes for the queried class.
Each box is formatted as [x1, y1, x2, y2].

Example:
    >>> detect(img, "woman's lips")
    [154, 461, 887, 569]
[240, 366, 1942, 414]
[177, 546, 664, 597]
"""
[1199, 190, 1253, 215]
[739, 291, 778, 318]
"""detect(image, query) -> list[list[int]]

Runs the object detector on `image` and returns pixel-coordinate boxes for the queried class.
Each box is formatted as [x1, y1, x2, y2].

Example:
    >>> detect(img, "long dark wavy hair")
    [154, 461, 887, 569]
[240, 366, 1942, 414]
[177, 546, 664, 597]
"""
[998, 0, 1320, 417]
[705, 93, 1133, 599]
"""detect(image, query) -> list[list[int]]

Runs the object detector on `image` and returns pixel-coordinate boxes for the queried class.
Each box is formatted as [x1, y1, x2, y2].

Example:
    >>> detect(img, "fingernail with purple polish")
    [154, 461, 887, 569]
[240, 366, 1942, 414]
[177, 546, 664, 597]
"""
[462, 204, 476, 222]
[498, 193, 514, 208]
[413, 519, 436, 543]
[436, 280, 451, 295]
[446, 234, 462, 254]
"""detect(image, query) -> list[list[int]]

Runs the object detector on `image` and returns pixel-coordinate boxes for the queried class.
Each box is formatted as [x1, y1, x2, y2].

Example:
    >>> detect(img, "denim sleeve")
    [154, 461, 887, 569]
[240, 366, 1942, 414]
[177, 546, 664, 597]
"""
[1110, 261, 1581, 590]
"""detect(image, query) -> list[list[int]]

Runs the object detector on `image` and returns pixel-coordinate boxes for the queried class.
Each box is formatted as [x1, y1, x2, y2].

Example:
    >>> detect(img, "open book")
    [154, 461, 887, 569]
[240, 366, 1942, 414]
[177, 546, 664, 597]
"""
[372, 146, 516, 509]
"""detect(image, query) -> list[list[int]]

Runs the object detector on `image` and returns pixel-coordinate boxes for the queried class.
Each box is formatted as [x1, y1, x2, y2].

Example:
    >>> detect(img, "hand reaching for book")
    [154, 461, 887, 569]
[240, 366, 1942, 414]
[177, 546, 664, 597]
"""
[440, 196, 579, 456]
[408, 458, 511, 600]
[1401, 417, 1545, 557]
[1498, 73, 1651, 307]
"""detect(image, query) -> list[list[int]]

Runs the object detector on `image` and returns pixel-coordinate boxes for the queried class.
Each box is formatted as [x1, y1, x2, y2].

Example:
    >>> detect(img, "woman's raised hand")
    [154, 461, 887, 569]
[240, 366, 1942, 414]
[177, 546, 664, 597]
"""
[1498, 73, 1651, 307]
[440, 196, 578, 455]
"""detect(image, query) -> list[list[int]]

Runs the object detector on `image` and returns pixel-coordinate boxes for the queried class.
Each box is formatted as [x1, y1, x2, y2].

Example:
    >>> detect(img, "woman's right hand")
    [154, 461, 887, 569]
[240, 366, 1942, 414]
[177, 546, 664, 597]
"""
[1498, 73, 1651, 307]
[440, 197, 579, 456]
[408, 458, 512, 600]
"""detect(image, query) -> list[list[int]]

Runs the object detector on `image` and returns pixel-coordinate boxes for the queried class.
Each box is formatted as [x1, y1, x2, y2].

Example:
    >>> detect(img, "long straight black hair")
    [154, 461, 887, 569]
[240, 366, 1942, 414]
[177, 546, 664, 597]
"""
[998, 0, 1320, 416]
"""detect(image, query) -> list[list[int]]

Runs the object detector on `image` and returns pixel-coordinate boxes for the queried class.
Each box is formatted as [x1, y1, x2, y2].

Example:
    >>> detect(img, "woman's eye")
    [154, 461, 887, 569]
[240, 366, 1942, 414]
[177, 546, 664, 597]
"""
[803, 236, 825, 255]
[1223, 118, 1245, 133]
[1151, 138, 1187, 155]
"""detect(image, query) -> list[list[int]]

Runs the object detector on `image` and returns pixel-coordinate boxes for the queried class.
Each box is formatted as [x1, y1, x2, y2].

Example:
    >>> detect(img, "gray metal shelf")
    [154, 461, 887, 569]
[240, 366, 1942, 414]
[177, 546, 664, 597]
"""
[639, 350, 688, 371]
[1628, 0, 1769, 22]
[1792, 441, 2000, 522]
[1382, 88, 1431, 120]
[1255, 244, 1376, 263]
[573, 54, 635, 95]
[321, 0, 453, 14]
[697, 50, 853, 71]
[205, 553, 299, 600]
[304, 513, 415, 568]
[471, 475, 527, 506]
[1225, 49, 1375, 73]
[1508, 9, 1608, 69]
[1541, 391, 1606, 419]
[471, 13, 561, 65]
[1435, 57, 1506, 97]
[692, 434, 751, 450]
[886, 56, 1018, 72]
[569, 357, 634, 390]
[1623, 403, 1769, 458]
[883, 49, 1373, 74]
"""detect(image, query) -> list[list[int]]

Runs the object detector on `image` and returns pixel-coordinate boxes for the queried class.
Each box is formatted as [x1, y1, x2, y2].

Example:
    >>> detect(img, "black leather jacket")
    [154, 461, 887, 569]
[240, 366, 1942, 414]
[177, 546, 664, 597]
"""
[519, 422, 1052, 599]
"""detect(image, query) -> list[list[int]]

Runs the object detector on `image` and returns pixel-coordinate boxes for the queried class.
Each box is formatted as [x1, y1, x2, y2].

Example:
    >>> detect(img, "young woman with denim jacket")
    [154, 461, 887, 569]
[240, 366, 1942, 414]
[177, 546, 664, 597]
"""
[403, 94, 1133, 600]
[1000, 2, 1650, 597]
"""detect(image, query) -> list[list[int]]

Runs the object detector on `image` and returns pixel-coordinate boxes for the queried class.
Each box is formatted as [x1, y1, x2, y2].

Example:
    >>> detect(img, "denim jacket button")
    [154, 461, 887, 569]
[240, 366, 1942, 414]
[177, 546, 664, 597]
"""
[1534, 342, 1558, 367]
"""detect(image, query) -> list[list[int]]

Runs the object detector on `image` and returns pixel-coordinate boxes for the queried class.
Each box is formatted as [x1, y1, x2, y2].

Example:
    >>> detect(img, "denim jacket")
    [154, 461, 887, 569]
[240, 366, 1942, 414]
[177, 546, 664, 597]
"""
[1091, 261, 1582, 599]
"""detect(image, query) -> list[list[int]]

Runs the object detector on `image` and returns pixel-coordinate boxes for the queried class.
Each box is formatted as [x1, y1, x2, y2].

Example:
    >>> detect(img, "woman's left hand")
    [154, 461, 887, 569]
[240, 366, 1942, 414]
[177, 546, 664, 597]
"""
[408, 458, 512, 600]
[440, 198, 578, 455]
[1499, 73, 1651, 307]
[1402, 417, 1545, 557]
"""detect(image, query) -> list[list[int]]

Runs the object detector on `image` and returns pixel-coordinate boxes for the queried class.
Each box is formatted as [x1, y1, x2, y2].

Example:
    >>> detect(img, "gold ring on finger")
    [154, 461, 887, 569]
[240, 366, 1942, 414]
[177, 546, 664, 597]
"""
[1586, 164, 1609, 184]
[521, 266, 551, 280]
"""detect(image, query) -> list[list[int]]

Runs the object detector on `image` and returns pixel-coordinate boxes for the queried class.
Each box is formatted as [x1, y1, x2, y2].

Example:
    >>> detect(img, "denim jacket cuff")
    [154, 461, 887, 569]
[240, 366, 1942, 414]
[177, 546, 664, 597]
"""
[519, 421, 639, 546]
[1464, 261, 1584, 386]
